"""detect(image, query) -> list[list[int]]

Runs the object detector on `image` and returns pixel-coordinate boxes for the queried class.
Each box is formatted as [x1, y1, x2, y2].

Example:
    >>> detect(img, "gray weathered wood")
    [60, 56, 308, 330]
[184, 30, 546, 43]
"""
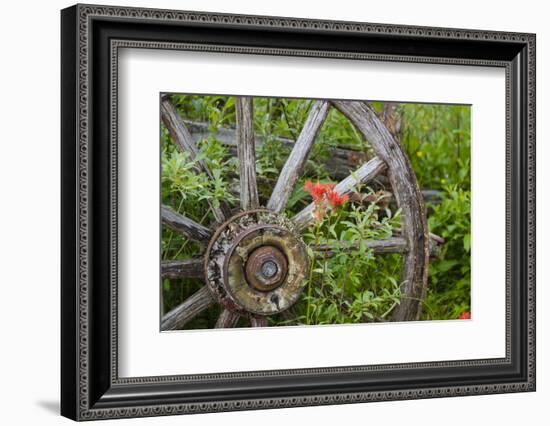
[161, 286, 215, 330]
[250, 317, 268, 327]
[161, 98, 200, 158]
[236, 97, 259, 210]
[182, 119, 369, 180]
[292, 156, 387, 231]
[161, 258, 204, 279]
[333, 100, 429, 322]
[315, 237, 408, 256]
[267, 100, 330, 213]
[315, 235, 442, 258]
[161, 205, 212, 243]
[215, 309, 240, 328]
[161, 98, 229, 223]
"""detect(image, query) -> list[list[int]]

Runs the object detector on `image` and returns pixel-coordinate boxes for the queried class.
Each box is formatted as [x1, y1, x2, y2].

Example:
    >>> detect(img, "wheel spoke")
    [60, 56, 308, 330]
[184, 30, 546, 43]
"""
[332, 100, 429, 322]
[161, 97, 200, 158]
[292, 156, 386, 231]
[250, 317, 268, 327]
[236, 97, 259, 210]
[215, 309, 240, 328]
[161, 286, 215, 330]
[267, 100, 330, 213]
[314, 237, 407, 257]
[161, 258, 204, 279]
[161, 205, 212, 243]
[161, 97, 229, 223]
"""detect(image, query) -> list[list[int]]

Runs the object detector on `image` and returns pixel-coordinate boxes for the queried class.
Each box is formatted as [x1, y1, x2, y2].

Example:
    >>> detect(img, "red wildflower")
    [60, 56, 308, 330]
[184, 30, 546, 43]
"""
[305, 181, 335, 205]
[327, 191, 349, 209]
[458, 311, 471, 320]
[304, 180, 347, 222]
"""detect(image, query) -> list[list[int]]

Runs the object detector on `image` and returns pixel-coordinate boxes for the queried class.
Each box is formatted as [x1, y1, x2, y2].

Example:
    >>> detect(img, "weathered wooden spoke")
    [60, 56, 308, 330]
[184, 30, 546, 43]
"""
[314, 237, 408, 257]
[215, 309, 240, 328]
[292, 156, 387, 231]
[332, 100, 429, 321]
[236, 97, 260, 210]
[161, 286, 215, 331]
[250, 317, 268, 327]
[161, 98, 229, 223]
[267, 100, 330, 213]
[161, 205, 212, 244]
[161, 258, 204, 279]
[161, 98, 200, 159]
[315, 235, 444, 258]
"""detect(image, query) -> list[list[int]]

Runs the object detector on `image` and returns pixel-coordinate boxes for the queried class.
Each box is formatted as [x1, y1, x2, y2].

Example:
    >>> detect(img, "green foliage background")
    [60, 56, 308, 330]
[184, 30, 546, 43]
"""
[161, 96, 471, 328]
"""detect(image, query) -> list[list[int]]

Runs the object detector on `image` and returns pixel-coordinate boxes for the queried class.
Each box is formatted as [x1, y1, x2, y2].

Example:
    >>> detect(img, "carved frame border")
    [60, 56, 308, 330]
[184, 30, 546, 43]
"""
[61, 3, 535, 421]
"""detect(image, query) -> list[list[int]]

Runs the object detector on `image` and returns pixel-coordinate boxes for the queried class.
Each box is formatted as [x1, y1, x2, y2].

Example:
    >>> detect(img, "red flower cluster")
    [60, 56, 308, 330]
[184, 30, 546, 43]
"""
[304, 181, 349, 221]
[305, 181, 333, 202]
[458, 311, 471, 320]
[327, 190, 348, 209]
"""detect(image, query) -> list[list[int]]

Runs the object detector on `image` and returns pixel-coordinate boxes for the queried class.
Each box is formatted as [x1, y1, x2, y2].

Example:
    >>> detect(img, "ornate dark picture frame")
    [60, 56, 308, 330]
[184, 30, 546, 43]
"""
[61, 4, 536, 421]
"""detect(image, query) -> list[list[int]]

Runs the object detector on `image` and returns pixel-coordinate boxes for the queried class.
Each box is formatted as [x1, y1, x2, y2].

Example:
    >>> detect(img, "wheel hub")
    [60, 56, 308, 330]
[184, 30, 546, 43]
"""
[245, 245, 288, 292]
[204, 210, 309, 316]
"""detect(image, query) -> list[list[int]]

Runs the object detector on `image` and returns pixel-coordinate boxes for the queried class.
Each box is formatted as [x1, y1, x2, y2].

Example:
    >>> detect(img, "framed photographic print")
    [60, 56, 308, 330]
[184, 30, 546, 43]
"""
[61, 3, 536, 421]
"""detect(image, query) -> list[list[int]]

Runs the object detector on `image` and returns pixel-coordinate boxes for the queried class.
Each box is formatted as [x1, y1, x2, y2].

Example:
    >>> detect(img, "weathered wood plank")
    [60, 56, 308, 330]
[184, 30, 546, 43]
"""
[292, 156, 387, 231]
[315, 237, 408, 256]
[161, 205, 212, 243]
[215, 309, 240, 328]
[235, 97, 259, 210]
[250, 317, 268, 327]
[182, 119, 369, 180]
[161, 286, 215, 330]
[161, 98, 229, 223]
[314, 235, 442, 258]
[333, 100, 429, 322]
[161, 258, 204, 279]
[267, 100, 330, 213]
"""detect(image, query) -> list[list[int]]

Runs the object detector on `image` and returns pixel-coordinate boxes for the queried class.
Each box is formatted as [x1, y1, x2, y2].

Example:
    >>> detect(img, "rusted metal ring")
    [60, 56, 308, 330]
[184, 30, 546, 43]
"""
[203, 209, 271, 283]
[245, 245, 288, 292]
[204, 210, 308, 316]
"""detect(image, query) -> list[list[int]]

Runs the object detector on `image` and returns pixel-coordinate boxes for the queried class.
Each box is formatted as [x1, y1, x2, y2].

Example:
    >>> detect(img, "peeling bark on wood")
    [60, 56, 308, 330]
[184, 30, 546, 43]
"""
[161, 98, 230, 223]
[268, 100, 330, 213]
[161, 205, 212, 243]
[215, 309, 240, 328]
[236, 97, 260, 210]
[161, 258, 204, 279]
[333, 100, 429, 322]
[292, 156, 387, 231]
[161, 286, 215, 330]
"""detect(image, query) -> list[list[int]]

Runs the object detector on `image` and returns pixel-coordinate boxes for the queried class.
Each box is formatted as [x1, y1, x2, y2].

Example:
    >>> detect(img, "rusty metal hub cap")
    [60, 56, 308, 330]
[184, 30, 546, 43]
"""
[204, 210, 309, 316]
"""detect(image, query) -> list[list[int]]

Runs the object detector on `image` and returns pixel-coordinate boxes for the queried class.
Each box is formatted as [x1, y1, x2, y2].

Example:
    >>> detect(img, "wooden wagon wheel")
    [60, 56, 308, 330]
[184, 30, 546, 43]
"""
[160, 97, 429, 330]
